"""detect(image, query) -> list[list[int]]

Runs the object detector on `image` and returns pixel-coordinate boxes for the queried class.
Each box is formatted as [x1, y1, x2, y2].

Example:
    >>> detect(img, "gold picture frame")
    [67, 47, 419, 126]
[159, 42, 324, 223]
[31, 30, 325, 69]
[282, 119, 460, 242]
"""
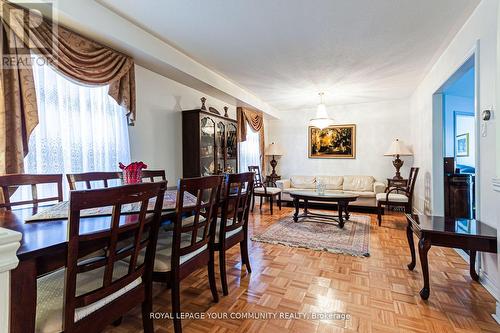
[308, 124, 356, 159]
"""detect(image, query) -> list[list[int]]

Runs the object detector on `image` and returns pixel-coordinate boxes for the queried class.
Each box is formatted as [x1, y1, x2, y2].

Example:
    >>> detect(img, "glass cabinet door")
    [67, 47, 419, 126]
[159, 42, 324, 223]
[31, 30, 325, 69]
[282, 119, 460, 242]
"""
[226, 123, 238, 173]
[216, 121, 226, 174]
[200, 117, 216, 176]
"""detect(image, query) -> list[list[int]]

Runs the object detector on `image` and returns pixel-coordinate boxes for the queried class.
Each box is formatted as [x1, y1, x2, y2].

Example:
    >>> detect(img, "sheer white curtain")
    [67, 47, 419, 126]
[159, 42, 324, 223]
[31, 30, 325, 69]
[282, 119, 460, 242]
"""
[13, 61, 131, 200]
[239, 124, 261, 173]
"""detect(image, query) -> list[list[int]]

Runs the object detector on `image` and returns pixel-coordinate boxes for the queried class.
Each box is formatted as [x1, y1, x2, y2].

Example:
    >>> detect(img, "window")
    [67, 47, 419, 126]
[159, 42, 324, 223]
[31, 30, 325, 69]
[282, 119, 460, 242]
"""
[14, 61, 131, 200]
[239, 124, 261, 173]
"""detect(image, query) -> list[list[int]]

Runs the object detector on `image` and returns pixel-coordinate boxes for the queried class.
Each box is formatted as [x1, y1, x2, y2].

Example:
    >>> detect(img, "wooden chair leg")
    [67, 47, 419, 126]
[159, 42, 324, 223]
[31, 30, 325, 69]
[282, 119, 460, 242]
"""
[269, 196, 273, 215]
[251, 194, 255, 212]
[141, 299, 153, 333]
[171, 276, 182, 333]
[208, 249, 219, 302]
[259, 196, 263, 211]
[240, 237, 251, 273]
[405, 203, 411, 214]
[219, 247, 229, 296]
[278, 193, 282, 210]
[377, 202, 382, 226]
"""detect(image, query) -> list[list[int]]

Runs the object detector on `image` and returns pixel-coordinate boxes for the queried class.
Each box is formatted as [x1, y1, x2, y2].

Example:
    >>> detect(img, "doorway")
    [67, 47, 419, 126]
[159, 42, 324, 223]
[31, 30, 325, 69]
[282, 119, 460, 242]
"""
[432, 53, 478, 219]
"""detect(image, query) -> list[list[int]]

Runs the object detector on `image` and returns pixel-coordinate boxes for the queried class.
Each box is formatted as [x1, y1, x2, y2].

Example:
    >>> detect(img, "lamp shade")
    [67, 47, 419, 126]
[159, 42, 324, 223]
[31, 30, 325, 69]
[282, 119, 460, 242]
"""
[265, 142, 284, 156]
[384, 139, 413, 156]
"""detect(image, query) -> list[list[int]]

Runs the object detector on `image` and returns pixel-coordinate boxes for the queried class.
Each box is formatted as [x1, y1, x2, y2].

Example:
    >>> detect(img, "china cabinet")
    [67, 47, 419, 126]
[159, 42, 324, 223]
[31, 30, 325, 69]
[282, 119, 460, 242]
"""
[182, 109, 238, 178]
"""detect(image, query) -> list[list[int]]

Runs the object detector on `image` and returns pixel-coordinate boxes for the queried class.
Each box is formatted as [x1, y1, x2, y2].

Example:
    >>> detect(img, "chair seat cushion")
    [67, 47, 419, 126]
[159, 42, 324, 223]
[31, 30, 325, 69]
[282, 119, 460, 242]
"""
[36, 261, 141, 333]
[214, 217, 243, 243]
[153, 230, 207, 273]
[376, 193, 409, 203]
[254, 187, 281, 195]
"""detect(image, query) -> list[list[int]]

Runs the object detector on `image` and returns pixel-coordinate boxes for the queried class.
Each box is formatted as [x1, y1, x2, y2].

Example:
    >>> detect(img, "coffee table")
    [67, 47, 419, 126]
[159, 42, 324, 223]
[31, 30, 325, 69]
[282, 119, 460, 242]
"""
[289, 191, 359, 228]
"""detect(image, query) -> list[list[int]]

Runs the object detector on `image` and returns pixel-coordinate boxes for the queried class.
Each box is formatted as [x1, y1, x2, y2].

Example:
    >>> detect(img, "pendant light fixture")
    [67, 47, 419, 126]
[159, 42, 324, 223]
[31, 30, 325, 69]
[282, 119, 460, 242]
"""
[309, 92, 334, 129]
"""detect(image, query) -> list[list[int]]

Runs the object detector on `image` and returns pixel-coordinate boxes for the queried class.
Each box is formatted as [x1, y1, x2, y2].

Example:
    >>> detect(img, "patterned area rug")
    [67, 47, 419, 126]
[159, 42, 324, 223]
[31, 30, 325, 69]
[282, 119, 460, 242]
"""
[252, 214, 371, 257]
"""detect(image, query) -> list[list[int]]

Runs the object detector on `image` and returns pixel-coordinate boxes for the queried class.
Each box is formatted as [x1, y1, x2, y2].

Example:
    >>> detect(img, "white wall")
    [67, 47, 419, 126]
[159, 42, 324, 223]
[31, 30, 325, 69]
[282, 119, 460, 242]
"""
[409, 0, 498, 296]
[128, 65, 237, 183]
[267, 99, 412, 182]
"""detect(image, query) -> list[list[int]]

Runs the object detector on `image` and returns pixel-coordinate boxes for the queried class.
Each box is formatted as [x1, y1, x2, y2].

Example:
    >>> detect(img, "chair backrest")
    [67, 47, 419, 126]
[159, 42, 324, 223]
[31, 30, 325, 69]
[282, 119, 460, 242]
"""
[219, 172, 254, 241]
[172, 175, 222, 269]
[248, 165, 264, 188]
[64, 181, 167, 331]
[66, 172, 121, 190]
[0, 174, 63, 211]
[141, 170, 167, 182]
[407, 167, 419, 200]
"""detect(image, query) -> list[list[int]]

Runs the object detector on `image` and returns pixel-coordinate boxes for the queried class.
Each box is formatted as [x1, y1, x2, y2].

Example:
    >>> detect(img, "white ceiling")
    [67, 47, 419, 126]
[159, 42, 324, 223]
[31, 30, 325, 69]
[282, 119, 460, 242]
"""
[98, 0, 479, 112]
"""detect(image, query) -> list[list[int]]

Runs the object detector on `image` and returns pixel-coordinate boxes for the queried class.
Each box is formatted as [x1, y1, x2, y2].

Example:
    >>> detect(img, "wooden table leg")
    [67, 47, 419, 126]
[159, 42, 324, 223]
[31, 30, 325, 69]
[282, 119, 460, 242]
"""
[293, 198, 299, 222]
[418, 238, 431, 300]
[344, 202, 350, 221]
[337, 202, 345, 228]
[304, 199, 309, 215]
[407, 223, 416, 271]
[469, 250, 479, 281]
[10, 259, 37, 333]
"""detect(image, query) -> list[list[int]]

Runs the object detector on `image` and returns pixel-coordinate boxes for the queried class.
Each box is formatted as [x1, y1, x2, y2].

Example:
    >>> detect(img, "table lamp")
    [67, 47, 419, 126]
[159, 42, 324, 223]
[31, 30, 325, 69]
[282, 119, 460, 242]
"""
[384, 139, 413, 180]
[265, 142, 284, 178]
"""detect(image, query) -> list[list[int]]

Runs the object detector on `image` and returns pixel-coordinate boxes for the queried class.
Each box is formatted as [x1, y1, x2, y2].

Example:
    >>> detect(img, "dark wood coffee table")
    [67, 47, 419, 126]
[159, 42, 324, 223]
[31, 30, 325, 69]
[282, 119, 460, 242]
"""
[405, 214, 497, 300]
[290, 191, 358, 228]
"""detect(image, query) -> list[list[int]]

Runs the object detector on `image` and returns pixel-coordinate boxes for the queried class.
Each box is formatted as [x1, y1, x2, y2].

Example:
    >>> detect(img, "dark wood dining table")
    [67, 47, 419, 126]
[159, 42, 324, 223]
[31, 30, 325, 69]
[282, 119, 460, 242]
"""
[1, 192, 193, 333]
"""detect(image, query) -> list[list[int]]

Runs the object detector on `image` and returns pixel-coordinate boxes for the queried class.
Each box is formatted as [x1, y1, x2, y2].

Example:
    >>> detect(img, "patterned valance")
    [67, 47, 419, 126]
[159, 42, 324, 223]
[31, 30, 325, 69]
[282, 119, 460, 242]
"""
[0, 0, 136, 124]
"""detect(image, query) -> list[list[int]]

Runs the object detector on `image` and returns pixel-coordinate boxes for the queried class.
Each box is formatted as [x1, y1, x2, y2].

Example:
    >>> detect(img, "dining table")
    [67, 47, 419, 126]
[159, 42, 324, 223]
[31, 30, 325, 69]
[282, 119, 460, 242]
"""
[0, 189, 198, 333]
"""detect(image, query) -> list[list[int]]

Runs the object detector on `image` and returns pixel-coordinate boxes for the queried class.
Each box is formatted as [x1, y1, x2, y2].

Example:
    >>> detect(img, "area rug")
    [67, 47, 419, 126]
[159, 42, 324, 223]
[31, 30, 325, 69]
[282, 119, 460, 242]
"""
[252, 214, 370, 257]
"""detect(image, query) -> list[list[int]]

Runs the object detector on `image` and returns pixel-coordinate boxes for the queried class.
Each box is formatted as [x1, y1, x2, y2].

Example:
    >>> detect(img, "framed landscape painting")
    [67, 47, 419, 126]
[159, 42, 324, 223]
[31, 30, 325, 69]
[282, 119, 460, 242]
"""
[456, 133, 469, 157]
[309, 124, 356, 158]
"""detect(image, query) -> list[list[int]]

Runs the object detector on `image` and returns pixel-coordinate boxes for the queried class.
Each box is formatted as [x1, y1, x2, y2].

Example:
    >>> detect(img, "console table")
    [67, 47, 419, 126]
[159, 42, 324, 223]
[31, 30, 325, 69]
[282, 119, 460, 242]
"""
[405, 214, 497, 300]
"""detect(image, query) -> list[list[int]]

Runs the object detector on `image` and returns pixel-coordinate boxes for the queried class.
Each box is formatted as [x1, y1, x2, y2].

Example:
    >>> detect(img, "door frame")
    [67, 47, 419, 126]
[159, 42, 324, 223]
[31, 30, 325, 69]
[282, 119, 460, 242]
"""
[431, 40, 480, 218]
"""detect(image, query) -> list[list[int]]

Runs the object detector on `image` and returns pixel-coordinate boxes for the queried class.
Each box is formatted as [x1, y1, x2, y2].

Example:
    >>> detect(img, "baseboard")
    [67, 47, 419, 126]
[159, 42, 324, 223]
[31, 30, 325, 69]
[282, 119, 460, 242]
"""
[493, 302, 500, 324]
[455, 248, 470, 263]
[479, 267, 500, 303]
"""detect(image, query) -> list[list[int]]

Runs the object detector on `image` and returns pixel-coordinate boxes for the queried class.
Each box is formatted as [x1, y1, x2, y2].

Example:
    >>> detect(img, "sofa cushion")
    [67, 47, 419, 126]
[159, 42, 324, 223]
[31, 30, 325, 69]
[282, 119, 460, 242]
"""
[290, 176, 316, 189]
[343, 190, 376, 198]
[343, 176, 374, 192]
[316, 176, 343, 190]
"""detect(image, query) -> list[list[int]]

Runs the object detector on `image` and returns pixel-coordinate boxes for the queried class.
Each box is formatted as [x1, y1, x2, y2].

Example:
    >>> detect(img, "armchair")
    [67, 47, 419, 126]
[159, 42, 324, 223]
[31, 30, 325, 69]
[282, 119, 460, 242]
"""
[248, 165, 282, 215]
[376, 167, 419, 226]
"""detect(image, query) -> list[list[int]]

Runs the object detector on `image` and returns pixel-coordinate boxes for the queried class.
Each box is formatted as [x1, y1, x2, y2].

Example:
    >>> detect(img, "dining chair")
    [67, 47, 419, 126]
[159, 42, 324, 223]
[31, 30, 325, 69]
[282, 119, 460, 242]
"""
[211, 172, 254, 296]
[66, 171, 121, 190]
[376, 167, 420, 226]
[35, 181, 167, 333]
[152, 175, 222, 333]
[141, 169, 167, 182]
[0, 174, 63, 213]
[248, 165, 281, 215]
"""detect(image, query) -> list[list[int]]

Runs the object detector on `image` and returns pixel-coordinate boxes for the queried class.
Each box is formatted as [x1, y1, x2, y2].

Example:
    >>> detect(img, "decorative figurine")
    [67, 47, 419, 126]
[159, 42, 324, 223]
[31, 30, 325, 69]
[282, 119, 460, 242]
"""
[224, 106, 229, 117]
[200, 97, 207, 110]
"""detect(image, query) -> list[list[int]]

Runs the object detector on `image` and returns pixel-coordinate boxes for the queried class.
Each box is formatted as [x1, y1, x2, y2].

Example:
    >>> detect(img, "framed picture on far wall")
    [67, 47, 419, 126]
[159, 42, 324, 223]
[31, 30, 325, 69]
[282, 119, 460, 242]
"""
[309, 124, 356, 158]
[456, 133, 470, 157]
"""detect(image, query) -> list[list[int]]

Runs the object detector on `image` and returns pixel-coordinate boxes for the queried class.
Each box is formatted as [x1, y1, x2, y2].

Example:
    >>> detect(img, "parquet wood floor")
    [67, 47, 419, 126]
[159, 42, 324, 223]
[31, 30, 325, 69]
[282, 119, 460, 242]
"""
[104, 205, 499, 333]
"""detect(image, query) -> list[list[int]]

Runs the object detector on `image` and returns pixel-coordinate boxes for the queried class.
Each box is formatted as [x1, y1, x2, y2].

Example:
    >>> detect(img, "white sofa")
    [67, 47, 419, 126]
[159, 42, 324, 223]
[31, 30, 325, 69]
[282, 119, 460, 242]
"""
[276, 175, 385, 208]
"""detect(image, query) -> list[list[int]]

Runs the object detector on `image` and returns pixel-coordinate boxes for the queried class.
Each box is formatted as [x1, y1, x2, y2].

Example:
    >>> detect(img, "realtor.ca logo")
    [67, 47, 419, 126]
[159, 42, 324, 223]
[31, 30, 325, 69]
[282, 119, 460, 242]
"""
[0, 0, 57, 68]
